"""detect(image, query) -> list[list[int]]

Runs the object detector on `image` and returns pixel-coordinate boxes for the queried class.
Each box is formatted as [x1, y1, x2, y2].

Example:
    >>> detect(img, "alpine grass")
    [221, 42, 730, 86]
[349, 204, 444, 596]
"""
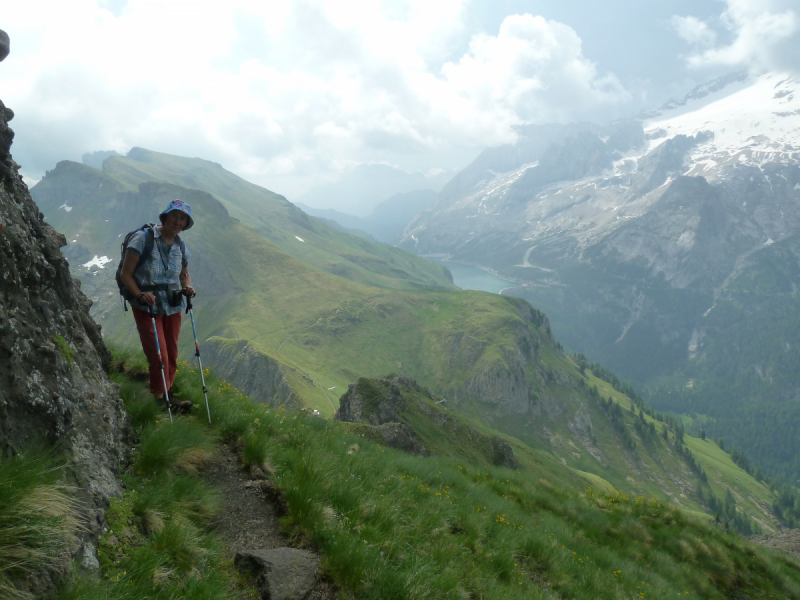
[0, 449, 82, 599]
[62, 353, 800, 599]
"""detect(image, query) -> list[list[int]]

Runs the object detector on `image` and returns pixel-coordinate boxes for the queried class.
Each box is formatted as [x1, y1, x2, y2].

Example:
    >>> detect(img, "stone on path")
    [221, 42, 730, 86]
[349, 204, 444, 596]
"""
[235, 547, 319, 600]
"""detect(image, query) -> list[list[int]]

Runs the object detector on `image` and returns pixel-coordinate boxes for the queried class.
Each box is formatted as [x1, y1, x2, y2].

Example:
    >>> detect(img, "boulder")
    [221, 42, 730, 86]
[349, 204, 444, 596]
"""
[490, 436, 517, 469]
[235, 547, 319, 600]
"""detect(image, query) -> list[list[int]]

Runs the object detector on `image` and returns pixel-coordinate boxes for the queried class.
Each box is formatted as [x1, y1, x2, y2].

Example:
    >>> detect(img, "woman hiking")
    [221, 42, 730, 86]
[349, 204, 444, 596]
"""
[118, 200, 196, 413]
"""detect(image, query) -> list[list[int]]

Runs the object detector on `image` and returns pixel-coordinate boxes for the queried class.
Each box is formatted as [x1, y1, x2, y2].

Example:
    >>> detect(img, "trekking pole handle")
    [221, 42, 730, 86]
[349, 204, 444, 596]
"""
[185, 293, 193, 314]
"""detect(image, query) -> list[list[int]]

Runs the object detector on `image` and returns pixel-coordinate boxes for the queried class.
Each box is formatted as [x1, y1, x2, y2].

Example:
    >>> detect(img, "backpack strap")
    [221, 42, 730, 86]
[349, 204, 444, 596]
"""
[139, 225, 156, 263]
[121, 225, 156, 312]
[175, 233, 187, 261]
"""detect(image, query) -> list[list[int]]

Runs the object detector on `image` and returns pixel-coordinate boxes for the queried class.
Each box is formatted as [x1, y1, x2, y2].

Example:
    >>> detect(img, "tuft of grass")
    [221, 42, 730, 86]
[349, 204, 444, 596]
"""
[54, 335, 75, 365]
[115, 379, 160, 430]
[131, 474, 220, 528]
[0, 449, 82, 599]
[174, 447, 213, 475]
[134, 420, 213, 477]
[241, 430, 269, 469]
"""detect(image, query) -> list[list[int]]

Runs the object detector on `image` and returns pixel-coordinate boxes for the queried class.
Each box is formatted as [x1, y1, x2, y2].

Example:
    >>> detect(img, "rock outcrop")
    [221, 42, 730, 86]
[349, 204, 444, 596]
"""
[0, 30, 131, 589]
[203, 338, 301, 409]
[335, 375, 516, 468]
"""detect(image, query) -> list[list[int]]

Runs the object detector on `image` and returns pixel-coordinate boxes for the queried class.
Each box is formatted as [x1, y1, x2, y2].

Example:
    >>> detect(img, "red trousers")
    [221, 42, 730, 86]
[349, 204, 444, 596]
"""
[132, 307, 182, 395]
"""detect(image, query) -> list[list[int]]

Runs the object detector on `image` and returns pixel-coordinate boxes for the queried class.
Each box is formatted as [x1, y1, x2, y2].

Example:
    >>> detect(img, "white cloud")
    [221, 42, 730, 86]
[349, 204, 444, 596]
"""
[2, 1, 633, 198]
[671, 16, 717, 47]
[441, 15, 630, 124]
[674, 0, 800, 73]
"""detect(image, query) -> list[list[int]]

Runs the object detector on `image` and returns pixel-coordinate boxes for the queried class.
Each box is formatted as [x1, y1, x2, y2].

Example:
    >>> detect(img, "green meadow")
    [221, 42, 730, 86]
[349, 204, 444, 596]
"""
[32, 354, 799, 599]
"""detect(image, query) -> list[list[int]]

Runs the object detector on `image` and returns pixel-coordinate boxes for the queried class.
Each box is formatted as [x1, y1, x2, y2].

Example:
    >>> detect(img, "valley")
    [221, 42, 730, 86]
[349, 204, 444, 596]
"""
[399, 71, 800, 485]
[29, 145, 786, 537]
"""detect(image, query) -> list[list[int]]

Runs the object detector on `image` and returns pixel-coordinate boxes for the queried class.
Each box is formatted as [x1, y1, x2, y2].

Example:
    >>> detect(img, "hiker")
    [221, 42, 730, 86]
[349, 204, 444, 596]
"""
[118, 200, 196, 412]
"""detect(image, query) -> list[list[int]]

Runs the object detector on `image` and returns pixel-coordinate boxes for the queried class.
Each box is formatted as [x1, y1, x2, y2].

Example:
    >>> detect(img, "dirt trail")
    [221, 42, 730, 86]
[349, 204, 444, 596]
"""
[205, 445, 335, 599]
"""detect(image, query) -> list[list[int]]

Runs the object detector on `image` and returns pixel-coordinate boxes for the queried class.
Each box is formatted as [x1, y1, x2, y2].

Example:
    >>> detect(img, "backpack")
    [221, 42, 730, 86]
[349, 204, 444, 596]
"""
[115, 223, 186, 311]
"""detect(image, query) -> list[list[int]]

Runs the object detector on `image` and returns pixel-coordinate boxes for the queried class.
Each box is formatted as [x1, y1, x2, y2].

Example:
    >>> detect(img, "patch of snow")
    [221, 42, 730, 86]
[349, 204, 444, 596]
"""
[644, 73, 800, 170]
[71, 239, 76, 243]
[59, 202, 72, 212]
[295, 236, 305, 242]
[82, 255, 113, 269]
[764, 238, 775, 246]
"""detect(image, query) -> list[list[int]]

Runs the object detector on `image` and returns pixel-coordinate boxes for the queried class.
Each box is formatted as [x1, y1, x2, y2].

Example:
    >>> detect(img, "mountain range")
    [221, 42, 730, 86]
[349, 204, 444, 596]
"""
[28, 145, 782, 530]
[399, 70, 800, 483]
[296, 188, 437, 244]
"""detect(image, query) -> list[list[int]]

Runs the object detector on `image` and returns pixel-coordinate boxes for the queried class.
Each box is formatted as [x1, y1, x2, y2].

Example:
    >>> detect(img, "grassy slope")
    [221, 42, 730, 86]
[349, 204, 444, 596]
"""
[58, 358, 800, 600]
[31, 158, 781, 530]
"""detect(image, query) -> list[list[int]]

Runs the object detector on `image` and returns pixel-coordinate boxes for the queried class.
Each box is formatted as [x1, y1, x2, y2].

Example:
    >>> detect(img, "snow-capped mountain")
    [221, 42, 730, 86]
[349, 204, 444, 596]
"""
[647, 72, 800, 178]
[399, 72, 800, 481]
[401, 71, 800, 286]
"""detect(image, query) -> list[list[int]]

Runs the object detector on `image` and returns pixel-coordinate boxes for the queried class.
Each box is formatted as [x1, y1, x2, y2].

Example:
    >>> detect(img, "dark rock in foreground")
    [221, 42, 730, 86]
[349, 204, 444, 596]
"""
[235, 548, 319, 600]
[0, 55, 131, 592]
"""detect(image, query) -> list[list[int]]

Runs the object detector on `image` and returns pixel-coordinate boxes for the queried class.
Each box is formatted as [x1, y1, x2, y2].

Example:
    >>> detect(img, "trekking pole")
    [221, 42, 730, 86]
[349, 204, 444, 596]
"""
[148, 304, 174, 424]
[185, 295, 211, 425]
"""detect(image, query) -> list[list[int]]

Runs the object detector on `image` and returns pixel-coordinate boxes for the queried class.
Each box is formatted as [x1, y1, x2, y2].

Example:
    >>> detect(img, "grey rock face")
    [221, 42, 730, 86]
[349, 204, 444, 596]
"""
[0, 99, 15, 178]
[235, 548, 319, 600]
[336, 377, 408, 425]
[0, 96, 132, 590]
[203, 338, 300, 409]
[335, 376, 428, 454]
[373, 422, 422, 454]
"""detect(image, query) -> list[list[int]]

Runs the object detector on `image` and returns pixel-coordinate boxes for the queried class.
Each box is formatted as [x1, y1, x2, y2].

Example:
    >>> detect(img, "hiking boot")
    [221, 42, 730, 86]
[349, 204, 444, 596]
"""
[170, 398, 193, 414]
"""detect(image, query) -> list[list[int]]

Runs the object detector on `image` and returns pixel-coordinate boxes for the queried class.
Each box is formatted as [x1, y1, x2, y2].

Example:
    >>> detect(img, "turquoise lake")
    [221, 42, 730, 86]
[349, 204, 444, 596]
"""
[438, 261, 514, 294]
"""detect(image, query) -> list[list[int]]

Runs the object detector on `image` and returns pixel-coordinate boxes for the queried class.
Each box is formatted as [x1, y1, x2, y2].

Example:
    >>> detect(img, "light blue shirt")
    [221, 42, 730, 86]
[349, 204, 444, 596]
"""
[126, 226, 190, 315]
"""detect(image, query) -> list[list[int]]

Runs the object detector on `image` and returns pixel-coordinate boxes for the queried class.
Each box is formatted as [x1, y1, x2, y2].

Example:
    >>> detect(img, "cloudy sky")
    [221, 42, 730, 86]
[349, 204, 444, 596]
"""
[3, 0, 799, 203]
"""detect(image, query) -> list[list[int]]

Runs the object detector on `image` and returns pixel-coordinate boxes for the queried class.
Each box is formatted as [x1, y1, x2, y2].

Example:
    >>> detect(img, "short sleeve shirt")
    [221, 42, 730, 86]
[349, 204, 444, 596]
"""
[126, 226, 190, 315]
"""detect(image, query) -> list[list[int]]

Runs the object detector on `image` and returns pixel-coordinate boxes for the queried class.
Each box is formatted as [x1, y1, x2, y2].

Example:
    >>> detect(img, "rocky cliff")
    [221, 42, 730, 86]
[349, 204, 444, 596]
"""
[0, 34, 131, 587]
[203, 338, 302, 410]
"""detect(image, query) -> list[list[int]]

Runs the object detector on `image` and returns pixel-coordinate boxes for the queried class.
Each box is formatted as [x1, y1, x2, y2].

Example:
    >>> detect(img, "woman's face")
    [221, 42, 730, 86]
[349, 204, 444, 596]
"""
[164, 210, 189, 233]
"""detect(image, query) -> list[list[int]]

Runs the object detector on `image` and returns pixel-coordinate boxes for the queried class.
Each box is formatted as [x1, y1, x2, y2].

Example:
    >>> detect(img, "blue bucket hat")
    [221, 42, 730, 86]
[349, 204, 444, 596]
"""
[159, 199, 194, 230]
